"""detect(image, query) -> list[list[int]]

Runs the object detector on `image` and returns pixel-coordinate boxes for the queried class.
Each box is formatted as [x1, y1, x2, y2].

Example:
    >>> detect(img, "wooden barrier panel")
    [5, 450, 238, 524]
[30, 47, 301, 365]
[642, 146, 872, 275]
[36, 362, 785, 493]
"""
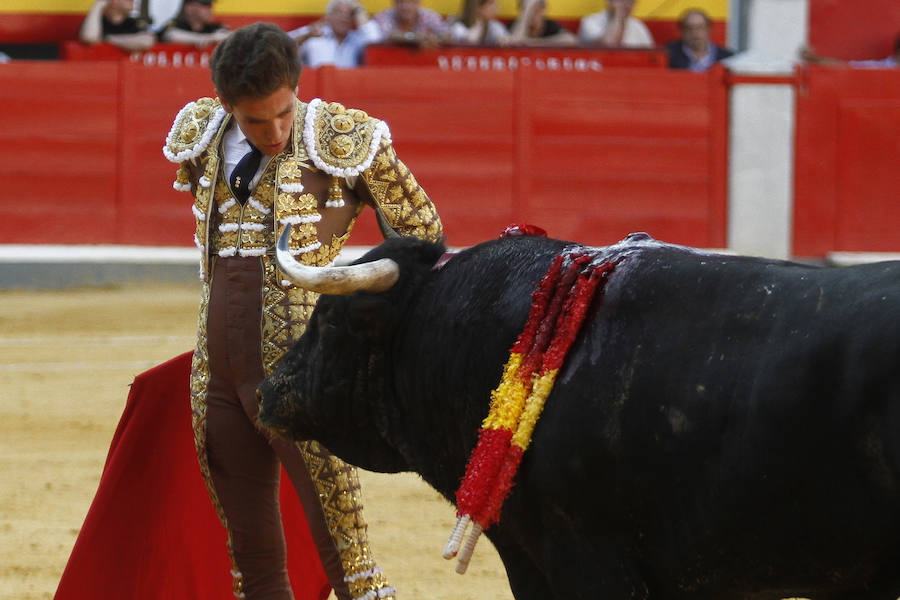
[0, 61, 120, 244]
[0, 61, 731, 251]
[807, 0, 900, 62]
[61, 41, 215, 68]
[312, 65, 728, 247]
[514, 65, 728, 248]
[793, 65, 900, 256]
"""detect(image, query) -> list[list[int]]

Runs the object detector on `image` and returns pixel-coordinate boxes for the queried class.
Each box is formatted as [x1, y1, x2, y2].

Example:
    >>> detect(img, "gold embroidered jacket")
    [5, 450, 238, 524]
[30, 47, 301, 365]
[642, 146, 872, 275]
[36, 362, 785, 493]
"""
[163, 96, 443, 373]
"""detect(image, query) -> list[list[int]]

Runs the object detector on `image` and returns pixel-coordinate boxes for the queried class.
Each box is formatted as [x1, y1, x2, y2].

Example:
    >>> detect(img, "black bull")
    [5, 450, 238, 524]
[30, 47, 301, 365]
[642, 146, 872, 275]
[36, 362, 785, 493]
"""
[258, 234, 900, 600]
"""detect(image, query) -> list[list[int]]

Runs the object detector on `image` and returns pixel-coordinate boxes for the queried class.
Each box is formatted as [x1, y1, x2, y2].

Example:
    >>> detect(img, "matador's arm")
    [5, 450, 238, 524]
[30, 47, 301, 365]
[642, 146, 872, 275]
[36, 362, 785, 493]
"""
[356, 139, 443, 243]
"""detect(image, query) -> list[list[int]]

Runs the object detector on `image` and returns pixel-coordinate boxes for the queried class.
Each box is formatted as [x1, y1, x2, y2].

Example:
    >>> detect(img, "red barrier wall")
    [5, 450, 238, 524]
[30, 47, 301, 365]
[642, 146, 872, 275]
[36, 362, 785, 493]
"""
[793, 65, 900, 256]
[807, 0, 900, 62]
[2, 61, 896, 256]
[0, 61, 729, 250]
[61, 40, 218, 67]
[3, 61, 120, 243]
[516, 65, 728, 247]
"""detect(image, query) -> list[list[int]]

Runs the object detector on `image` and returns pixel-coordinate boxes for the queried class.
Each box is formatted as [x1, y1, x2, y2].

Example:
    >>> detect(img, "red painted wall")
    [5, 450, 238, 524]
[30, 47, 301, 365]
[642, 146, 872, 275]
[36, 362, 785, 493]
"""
[2, 61, 897, 256]
[0, 60, 728, 250]
[808, 0, 900, 61]
[4, 61, 121, 243]
[793, 65, 900, 256]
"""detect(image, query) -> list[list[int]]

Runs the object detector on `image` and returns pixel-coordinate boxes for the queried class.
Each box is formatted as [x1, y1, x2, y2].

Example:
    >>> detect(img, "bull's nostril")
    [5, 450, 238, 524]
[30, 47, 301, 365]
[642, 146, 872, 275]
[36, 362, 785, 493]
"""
[256, 390, 269, 421]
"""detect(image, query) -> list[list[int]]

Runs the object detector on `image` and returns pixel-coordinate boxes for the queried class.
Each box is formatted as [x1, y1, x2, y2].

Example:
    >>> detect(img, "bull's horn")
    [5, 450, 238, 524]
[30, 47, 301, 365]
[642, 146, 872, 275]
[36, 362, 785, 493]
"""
[276, 225, 399, 294]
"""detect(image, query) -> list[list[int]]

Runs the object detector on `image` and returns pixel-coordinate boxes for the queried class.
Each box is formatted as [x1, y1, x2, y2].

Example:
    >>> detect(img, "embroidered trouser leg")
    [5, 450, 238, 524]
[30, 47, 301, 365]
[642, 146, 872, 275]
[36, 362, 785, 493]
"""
[201, 257, 352, 599]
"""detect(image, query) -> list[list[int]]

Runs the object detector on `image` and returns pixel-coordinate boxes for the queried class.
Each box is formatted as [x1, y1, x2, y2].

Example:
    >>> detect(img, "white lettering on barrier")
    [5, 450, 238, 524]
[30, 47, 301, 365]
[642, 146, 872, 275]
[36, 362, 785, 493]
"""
[437, 54, 602, 71]
[128, 49, 211, 67]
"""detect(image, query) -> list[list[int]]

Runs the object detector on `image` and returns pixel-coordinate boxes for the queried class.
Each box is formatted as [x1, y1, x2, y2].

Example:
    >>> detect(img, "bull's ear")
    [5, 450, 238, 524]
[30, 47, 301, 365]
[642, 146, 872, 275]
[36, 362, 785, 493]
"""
[346, 294, 391, 341]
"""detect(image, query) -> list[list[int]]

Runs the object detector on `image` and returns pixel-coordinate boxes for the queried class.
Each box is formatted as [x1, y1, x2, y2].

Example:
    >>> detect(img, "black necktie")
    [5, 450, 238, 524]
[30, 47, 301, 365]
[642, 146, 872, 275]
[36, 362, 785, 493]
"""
[230, 142, 262, 203]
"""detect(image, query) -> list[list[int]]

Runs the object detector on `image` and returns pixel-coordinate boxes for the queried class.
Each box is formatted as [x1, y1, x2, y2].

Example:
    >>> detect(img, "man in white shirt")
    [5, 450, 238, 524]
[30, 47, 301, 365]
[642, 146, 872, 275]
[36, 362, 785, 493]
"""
[578, 0, 654, 47]
[289, 0, 382, 68]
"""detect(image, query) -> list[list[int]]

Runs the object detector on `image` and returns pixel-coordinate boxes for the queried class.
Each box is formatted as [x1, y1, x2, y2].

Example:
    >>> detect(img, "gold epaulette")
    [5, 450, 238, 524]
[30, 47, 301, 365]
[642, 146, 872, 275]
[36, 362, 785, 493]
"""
[163, 97, 227, 163]
[301, 98, 391, 178]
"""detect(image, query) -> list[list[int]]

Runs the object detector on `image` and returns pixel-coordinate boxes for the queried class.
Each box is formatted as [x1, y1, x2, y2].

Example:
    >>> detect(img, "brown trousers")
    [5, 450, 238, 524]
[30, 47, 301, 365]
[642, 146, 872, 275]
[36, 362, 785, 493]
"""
[204, 257, 351, 600]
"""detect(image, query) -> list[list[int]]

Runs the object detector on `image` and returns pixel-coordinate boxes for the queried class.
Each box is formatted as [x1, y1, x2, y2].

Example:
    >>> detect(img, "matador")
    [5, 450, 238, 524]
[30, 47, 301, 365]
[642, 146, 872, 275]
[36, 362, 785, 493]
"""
[162, 23, 442, 600]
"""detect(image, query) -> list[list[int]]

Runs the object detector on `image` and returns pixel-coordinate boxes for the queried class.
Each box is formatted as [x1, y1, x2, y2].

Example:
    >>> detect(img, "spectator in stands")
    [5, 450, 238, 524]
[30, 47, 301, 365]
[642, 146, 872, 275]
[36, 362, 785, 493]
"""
[666, 8, 733, 71]
[800, 34, 899, 69]
[79, 0, 156, 52]
[507, 0, 577, 46]
[289, 0, 379, 67]
[448, 0, 510, 46]
[578, 0, 653, 47]
[158, 0, 230, 49]
[372, 0, 452, 48]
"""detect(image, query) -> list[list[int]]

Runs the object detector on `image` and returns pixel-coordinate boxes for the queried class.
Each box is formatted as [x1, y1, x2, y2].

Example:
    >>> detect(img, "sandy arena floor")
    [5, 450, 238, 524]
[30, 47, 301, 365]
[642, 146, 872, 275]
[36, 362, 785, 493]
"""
[0, 283, 514, 600]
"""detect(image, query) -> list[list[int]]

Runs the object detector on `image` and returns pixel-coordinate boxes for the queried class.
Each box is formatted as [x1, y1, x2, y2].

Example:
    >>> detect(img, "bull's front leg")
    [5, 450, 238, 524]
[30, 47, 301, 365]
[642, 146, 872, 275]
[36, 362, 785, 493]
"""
[523, 526, 649, 600]
[488, 535, 558, 600]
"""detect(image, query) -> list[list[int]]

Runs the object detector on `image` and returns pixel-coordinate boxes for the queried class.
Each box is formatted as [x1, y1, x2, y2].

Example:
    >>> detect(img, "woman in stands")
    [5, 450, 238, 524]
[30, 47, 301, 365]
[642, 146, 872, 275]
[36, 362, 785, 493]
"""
[158, 0, 230, 49]
[78, 0, 156, 52]
[448, 0, 510, 46]
[507, 0, 576, 46]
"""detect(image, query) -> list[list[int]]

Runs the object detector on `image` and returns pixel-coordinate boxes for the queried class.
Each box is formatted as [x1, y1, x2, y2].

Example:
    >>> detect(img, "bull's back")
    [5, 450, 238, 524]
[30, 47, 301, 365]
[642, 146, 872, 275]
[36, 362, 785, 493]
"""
[523, 248, 900, 595]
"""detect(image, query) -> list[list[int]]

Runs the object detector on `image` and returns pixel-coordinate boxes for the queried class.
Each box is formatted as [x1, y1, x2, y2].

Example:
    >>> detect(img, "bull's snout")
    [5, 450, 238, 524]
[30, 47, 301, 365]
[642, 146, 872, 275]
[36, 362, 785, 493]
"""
[256, 379, 289, 435]
[255, 373, 312, 442]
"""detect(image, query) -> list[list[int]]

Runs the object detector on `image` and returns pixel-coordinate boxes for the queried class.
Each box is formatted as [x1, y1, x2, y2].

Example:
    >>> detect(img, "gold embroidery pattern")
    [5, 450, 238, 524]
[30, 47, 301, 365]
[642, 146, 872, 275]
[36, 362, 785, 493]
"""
[189, 280, 244, 595]
[211, 179, 239, 252]
[174, 162, 192, 190]
[276, 158, 309, 185]
[311, 101, 381, 171]
[164, 97, 225, 162]
[362, 141, 443, 242]
[261, 257, 319, 373]
[298, 441, 396, 600]
[194, 180, 211, 249]
[195, 125, 226, 279]
[275, 185, 320, 258]
[210, 163, 279, 255]
[316, 229, 355, 265]
[291, 101, 310, 162]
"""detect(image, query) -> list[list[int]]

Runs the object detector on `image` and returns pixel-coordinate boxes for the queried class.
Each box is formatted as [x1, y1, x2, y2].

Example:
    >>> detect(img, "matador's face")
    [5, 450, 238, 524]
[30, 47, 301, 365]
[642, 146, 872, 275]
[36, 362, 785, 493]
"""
[221, 85, 298, 156]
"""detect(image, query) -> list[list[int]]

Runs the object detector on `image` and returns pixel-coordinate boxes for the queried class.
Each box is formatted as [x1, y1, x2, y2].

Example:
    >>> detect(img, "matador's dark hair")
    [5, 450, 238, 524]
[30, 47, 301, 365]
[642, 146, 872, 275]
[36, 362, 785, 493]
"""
[210, 22, 300, 105]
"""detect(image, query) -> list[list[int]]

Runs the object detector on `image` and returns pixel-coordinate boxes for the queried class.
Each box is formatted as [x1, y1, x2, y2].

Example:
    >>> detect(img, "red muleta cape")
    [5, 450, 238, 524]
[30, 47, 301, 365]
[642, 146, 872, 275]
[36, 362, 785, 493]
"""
[55, 351, 330, 600]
